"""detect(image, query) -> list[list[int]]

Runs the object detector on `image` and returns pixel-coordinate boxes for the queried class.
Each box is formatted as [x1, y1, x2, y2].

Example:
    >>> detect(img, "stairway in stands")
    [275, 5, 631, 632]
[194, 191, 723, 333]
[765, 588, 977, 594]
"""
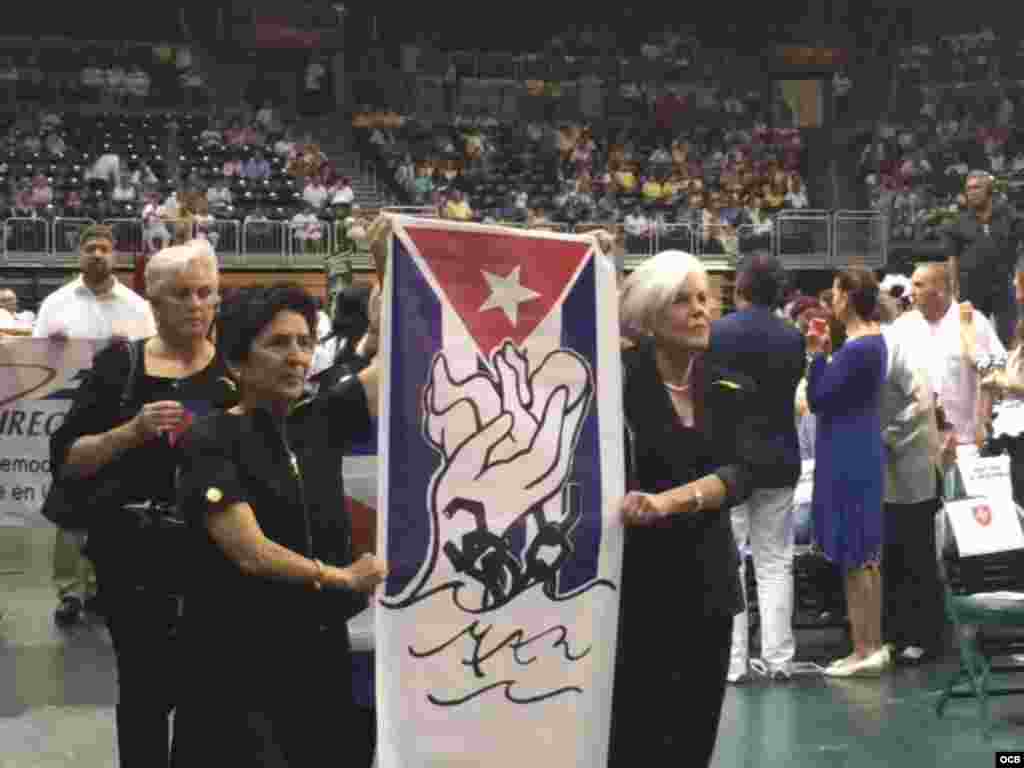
[304, 112, 385, 210]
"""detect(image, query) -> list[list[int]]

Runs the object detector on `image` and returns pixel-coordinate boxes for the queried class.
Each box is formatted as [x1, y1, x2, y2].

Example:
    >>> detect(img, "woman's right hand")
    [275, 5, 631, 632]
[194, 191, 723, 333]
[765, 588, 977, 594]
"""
[131, 400, 186, 442]
[333, 553, 388, 593]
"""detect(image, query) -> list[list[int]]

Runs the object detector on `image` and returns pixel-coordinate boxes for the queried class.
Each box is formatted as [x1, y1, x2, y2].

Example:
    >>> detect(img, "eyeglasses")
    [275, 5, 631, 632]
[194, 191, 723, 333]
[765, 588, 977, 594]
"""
[163, 286, 220, 306]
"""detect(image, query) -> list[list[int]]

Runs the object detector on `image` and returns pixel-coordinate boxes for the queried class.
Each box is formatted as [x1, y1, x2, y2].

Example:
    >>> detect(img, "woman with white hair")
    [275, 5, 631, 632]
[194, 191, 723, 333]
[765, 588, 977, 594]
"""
[49, 240, 239, 767]
[610, 250, 772, 767]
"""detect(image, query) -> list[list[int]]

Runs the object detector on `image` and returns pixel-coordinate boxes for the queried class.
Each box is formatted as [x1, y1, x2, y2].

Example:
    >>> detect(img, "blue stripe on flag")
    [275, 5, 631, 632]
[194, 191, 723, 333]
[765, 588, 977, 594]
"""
[556, 257, 603, 595]
[385, 239, 443, 597]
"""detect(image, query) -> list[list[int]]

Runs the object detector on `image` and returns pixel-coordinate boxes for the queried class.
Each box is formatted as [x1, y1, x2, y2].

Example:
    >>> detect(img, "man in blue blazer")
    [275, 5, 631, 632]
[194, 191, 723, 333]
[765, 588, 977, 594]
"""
[708, 253, 806, 682]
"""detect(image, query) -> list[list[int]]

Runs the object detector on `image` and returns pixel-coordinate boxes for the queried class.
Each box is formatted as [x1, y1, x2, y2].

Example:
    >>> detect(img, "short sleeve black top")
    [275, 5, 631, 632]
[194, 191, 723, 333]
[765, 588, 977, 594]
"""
[175, 377, 373, 692]
[944, 205, 1024, 314]
[49, 340, 238, 571]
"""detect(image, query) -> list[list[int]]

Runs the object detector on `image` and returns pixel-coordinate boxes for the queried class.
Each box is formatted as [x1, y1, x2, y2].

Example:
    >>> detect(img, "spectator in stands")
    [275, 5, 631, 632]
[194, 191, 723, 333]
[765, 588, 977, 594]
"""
[291, 203, 324, 253]
[63, 189, 84, 219]
[807, 267, 890, 678]
[703, 191, 737, 256]
[224, 118, 245, 147]
[710, 254, 804, 683]
[143, 192, 171, 252]
[129, 161, 159, 188]
[624, 207, 651, 238]
[180, 67, 205, 109]
[22, 132, 41, 154]
[274, 126, 297, 159]
[81, 58, 105, 101]
[243, 151, 271, 181]
[302, 177, 329, 211]
[29, 174, 52, 211]
[331, 177, 354, 215]
[946, 170, 1024, 344]
[125, 64, 151, 108]
[45, 132, 66, 157]
[255, 99, 278, 133]
[13, 181, 34, 217]
[86, 152, 121, 188]
[785, 175, 809, 209]
[206, 179, 233, 216]
[221, 150, 242, 178]
[112, 173, 137, 204]
[413, 168, 433, 205]
[444, 189, 473, 221]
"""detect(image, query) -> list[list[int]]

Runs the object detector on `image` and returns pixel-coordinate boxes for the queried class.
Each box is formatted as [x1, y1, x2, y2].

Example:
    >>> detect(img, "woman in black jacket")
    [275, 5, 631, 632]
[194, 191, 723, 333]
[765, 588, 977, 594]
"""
[609, 249, 769, 768]
[170, 281, 387, 767]
[51, 240, 236, 768]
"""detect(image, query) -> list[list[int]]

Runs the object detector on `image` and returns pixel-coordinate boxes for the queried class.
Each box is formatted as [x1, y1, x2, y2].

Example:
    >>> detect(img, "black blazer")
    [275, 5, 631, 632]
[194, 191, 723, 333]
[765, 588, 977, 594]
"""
[621, 341, 764, 622]
[708, 305, 805, 488]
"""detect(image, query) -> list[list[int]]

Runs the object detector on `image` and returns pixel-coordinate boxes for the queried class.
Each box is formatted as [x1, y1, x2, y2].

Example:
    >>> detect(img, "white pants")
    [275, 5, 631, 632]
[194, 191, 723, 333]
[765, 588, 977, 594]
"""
[729, 486, 796, 671]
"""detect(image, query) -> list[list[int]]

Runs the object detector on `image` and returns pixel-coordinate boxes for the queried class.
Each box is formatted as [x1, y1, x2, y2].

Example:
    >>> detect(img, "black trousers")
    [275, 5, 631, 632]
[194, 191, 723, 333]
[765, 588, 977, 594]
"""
[104, 586, 181, 768]
[882, 499, 945, 655]
[608, 614, 733, 767]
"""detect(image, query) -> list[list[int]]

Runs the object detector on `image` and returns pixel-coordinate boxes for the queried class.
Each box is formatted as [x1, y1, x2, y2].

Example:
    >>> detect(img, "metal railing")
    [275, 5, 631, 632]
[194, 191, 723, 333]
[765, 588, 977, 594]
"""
[774, 210, 832, 269]
[653, 223, 696, 258]
[242, 220, 287, 264]
[3, 218, 50, 264]
[53, 217, 95, 260]
[0, 211, 888, 270]
[832, 210, 887, 268]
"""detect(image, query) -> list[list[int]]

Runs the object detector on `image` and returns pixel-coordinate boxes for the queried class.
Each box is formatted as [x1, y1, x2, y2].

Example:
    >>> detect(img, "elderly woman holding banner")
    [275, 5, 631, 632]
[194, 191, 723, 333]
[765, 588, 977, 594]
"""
[609, 249, 772, 767]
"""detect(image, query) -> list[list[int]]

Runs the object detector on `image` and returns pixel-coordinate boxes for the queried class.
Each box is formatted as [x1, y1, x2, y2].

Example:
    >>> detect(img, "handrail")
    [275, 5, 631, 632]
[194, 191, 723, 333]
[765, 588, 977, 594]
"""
[0, 211, 889, 269]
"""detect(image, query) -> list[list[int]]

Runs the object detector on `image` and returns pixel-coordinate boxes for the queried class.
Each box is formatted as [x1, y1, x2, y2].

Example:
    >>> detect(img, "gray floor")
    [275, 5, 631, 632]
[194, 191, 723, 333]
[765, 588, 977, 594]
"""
[3, 561, 1024, 766]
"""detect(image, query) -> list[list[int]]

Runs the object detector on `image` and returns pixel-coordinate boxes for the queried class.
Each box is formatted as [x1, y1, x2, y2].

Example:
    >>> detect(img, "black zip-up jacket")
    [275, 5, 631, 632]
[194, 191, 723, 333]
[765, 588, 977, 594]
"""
[175, 377, 372, 694]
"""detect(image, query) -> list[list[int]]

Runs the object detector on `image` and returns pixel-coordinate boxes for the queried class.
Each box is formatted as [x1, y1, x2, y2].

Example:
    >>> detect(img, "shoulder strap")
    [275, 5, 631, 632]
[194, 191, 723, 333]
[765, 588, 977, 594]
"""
[119, 339, 144, 408]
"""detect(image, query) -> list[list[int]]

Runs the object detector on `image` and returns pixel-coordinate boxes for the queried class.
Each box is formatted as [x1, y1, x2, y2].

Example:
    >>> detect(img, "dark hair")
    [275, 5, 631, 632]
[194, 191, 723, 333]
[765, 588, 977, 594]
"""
[735, 253, 785, 306]
[217, 283, 319, 365]
[835, 266, 879, 321]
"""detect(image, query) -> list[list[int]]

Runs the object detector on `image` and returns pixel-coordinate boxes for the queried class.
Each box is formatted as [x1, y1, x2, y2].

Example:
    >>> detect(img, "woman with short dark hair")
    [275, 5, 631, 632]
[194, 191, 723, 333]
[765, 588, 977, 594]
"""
[171, 278, 387, 767]
[806, 266, 890, 676]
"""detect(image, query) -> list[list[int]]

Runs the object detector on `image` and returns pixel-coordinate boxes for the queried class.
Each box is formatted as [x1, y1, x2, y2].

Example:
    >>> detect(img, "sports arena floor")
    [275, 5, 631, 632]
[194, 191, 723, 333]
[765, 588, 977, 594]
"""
[1, 575, 1023, 767]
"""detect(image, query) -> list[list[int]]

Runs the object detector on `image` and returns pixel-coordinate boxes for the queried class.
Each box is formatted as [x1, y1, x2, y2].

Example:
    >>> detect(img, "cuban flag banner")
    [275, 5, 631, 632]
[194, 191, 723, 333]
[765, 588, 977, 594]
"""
[376, 217, 625, 767]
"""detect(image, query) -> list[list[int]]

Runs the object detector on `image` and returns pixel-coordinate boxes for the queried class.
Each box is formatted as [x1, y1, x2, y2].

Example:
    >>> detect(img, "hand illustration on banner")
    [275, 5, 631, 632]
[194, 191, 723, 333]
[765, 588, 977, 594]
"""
[395, 341, 597, 612]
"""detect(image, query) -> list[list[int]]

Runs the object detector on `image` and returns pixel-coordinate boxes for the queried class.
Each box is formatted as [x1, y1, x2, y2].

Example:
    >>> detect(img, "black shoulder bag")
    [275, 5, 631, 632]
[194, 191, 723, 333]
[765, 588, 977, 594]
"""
[40, 340, 143, 530]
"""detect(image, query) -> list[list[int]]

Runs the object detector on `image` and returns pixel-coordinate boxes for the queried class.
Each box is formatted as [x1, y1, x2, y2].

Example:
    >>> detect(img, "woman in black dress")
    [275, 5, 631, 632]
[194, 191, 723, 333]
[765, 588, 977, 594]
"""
[609, 249, 772, 767]
[171, 281, 387, 767]
[50, 240, 236, 768]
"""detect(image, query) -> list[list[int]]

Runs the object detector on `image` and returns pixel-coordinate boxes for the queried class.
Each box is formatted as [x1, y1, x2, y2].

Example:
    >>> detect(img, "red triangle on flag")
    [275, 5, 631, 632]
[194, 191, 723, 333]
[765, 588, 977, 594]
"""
[406, 228, 591, 356]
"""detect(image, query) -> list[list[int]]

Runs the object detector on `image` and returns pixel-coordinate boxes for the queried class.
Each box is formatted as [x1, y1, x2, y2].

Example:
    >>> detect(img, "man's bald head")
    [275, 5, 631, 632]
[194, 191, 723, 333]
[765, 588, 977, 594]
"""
[911, 262, 953, 322]
[0, 288, 16, 313]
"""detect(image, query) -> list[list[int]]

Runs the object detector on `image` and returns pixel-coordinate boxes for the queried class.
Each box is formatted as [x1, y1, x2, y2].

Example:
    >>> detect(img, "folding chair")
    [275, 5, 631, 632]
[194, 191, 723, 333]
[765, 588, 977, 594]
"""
[935, 498, 1024, 739]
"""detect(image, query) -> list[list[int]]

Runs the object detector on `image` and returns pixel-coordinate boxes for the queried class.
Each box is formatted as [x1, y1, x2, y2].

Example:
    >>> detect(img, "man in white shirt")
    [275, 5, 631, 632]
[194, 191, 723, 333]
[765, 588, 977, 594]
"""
[34, 224, 157, 626]
[902, 262, 1005, 446]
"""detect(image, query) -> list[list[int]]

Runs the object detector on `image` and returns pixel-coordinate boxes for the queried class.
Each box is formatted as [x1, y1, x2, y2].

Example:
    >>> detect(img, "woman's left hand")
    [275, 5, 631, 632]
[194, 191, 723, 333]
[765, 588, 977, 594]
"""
[620, 491, 671, 526]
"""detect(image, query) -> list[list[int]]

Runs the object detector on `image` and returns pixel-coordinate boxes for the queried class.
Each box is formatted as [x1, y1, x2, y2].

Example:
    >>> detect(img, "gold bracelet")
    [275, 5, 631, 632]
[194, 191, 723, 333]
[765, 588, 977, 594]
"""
[312, 558, 325, 591]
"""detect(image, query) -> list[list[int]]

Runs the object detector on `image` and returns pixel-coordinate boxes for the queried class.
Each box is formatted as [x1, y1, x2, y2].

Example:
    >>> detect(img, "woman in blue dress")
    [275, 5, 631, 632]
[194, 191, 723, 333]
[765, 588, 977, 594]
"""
[807, 266, 890, 677]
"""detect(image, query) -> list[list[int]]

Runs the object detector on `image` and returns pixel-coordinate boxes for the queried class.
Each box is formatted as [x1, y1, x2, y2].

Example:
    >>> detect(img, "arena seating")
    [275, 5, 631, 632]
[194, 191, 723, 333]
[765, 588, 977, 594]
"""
[866, 28, 1024, 246]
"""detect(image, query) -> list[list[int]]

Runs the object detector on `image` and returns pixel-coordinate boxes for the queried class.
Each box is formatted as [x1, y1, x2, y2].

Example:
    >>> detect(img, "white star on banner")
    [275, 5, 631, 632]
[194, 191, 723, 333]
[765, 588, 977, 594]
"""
[478, 266, 541, 326]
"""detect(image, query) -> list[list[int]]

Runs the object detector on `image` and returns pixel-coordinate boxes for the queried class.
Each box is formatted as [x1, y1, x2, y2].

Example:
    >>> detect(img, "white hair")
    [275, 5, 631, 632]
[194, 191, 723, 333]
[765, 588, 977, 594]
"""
[145, 240, 219, 301]
[619, 250, 707, 337]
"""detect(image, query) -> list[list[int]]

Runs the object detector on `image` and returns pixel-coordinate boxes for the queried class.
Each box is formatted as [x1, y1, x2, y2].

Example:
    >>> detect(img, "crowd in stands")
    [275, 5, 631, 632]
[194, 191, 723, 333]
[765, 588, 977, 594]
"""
[0, 44, 209, 111]
[869, 26, 1024, 242]
[0, 103, 356, 254]
[355, 101, 810, 258]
